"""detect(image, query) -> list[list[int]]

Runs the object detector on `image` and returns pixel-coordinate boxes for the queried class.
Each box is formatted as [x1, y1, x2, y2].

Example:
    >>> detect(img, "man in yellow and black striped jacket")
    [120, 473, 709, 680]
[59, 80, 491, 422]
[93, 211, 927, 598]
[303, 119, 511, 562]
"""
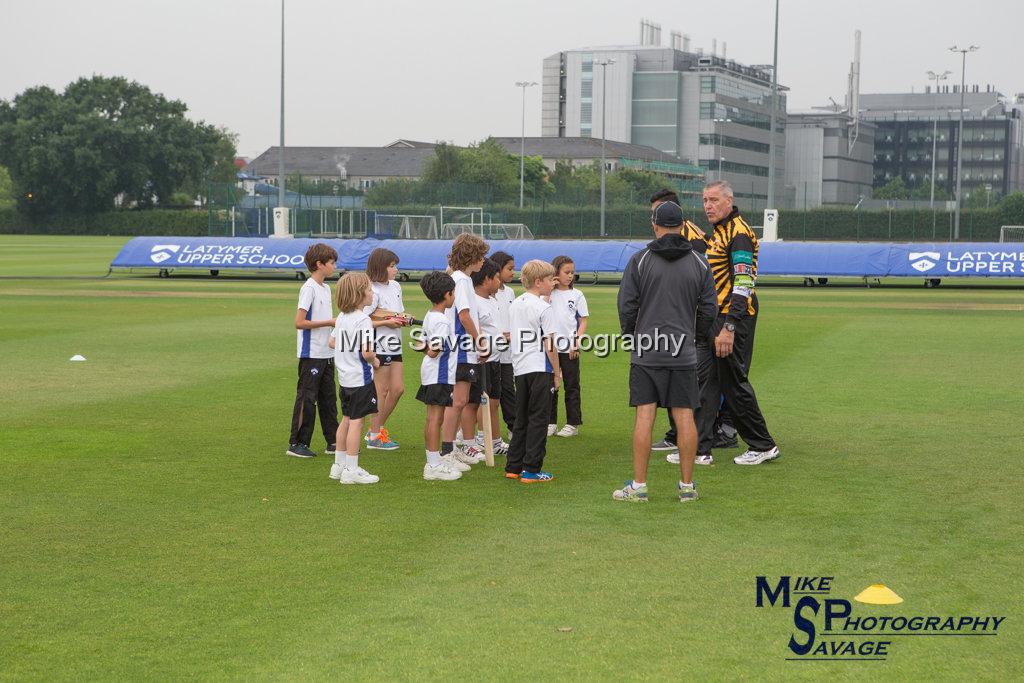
[700, 181, 779, 466]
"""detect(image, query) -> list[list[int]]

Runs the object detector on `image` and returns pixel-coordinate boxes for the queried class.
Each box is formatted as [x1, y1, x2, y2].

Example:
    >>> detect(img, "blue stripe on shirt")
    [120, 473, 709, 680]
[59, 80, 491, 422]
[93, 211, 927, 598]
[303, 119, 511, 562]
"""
[300, 306, 313, 358]
[454, 315, 467, 364]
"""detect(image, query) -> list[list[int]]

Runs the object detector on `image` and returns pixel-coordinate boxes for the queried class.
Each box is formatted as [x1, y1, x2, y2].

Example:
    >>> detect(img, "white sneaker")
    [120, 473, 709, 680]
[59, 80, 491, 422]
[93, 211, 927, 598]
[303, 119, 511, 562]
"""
[455, 428, 463, 441]
[695, 454, 714, 466]
[339, 466, 379, 484]
[329, 463, 345, 480]
[493, 439, 509, 456]
[444, 454, 471, 472]
[556, 425, 578, 438]
[461, 444, 486, 464]
[734, 446, 780, 465]
[666, 451, 680, 464]
[475, 430, 484, 442]
[423, 462, 461, 481]
[547, 424, 557, 436]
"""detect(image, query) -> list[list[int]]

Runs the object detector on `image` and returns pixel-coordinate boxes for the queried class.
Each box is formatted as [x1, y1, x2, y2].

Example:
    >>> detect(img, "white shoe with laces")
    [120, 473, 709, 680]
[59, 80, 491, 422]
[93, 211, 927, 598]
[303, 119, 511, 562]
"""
[556, 425, 578, 438]
[329, 463, 345, 480]
[734, 446, 780, 465]
[444, 454, 471, 472]
[547, 424, 557, 436]
[666, 452, 714, 465]
[339, 466, 379, 484]
[462, 444, 486, 464]
[666, 451, 680, 464]
[423, 462, 461, 481]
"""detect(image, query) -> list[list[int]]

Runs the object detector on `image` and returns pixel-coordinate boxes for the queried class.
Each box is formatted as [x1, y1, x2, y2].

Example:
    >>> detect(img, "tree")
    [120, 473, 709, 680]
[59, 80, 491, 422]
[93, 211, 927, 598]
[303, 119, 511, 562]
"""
[875, 176, 909, 200]
[0, 76, 236, 213]
[0, 165, 13, 209]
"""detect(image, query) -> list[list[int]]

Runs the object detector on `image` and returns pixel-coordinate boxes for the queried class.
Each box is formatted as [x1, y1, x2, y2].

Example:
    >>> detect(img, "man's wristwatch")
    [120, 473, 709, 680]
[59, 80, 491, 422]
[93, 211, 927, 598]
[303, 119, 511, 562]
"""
[723, 322, 737, 333]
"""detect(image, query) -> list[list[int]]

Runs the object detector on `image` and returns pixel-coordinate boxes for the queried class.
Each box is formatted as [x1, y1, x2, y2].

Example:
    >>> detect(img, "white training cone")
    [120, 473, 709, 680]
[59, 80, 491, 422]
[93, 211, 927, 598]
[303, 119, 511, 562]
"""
[70, 355, 87, 362]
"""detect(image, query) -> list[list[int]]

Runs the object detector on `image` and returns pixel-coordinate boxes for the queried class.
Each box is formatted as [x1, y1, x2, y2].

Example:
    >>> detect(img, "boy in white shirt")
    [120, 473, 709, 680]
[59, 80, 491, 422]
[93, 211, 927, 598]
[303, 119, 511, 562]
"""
[505, 260, 561, 483]
[287, 243, 340, 459]
[473, 259, 507, 455]
[328, 273, 381, 485]
[489, 251, 517, 436]
[415, 271, 462, 481]
[442, 233, 490, 468]
[548, 255, 589, 438]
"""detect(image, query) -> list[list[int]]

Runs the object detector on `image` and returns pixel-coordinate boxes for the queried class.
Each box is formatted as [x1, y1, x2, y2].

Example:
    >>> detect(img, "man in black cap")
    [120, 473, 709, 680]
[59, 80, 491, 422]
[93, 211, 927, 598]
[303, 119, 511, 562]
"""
[613, 201, 718, 503]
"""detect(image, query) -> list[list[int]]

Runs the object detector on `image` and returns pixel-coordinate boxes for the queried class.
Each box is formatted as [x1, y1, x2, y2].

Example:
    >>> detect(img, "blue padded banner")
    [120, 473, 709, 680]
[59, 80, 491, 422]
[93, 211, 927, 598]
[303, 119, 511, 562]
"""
[110, 237, 1024, 278]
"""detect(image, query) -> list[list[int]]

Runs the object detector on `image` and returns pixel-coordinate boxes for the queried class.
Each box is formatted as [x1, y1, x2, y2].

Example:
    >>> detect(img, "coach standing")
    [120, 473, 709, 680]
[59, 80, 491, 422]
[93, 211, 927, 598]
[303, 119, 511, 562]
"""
[699, 181, 780, 466]
[613, 201, 718, 503]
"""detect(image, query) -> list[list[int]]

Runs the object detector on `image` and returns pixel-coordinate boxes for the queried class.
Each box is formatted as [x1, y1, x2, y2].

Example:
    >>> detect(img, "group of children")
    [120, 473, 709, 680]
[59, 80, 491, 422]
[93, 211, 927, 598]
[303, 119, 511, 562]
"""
[287, 235, 589, 485]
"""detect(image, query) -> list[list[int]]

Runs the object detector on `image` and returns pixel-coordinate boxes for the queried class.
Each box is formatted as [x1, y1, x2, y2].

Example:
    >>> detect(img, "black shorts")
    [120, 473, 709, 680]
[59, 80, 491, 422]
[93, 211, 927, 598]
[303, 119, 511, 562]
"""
[416, 383, 453, 407]
[340, 383, 378, 419]
[484, 361, 502, 398]
[628, 365, 698, 409]
[378, 353, 403, 366]
[456, 362, 481, 384]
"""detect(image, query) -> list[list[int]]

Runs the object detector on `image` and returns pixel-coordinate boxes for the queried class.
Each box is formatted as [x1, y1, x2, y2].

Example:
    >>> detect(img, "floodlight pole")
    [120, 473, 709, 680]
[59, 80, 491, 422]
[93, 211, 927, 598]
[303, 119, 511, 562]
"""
[278, 0, 286, 210]
[515, 81, 537, 209]
[926, 70, 951, 220]
[766, 0, 780, 212]
[950, 45, 979, 241]
[597, 59, 615, 237]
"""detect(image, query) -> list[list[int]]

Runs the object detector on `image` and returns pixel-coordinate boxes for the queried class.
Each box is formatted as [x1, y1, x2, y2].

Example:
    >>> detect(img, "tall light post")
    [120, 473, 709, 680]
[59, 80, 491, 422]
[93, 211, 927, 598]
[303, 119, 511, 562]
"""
[766, 0, 780, 211]
[596, 58, 615, 237]
[926, 69, 951, 232]
[950, 44, 979, 240]
[515, 81, 537, 209]
[278, 0, 286, 211]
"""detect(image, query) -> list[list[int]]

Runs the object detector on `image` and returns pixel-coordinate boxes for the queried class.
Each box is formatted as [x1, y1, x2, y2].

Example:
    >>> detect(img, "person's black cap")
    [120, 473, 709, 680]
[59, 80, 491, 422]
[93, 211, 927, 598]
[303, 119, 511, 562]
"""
[652, 200, 683, 228]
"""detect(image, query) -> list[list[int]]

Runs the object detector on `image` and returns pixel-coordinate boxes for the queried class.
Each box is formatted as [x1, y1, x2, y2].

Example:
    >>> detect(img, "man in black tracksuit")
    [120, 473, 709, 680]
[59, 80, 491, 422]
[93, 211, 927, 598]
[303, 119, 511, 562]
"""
[613, 201, 718, 502]
[698, 181, 779, 466]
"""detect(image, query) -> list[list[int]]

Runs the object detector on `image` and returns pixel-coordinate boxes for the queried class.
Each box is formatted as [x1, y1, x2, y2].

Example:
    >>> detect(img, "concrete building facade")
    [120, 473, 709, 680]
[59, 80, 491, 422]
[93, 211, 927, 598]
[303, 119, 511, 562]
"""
[785, 112, 875, 208]
[542, 44, 786, 210]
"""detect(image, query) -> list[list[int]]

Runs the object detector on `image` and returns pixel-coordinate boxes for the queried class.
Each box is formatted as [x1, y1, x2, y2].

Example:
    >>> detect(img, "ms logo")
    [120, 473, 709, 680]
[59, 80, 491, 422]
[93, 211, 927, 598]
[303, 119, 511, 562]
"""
[150, 244, 181, 264]
[909, 251, 940, 273]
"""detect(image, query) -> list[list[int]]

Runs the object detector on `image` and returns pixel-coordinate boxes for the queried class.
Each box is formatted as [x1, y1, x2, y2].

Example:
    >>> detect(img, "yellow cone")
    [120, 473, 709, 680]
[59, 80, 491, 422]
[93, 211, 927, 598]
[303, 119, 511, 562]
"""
[854, 584, 903, 605]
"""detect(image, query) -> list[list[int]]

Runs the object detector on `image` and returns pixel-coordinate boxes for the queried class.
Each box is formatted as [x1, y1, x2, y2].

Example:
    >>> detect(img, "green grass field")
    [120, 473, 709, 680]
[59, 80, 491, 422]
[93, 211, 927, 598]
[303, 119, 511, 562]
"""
[2, 235, 1023, 680]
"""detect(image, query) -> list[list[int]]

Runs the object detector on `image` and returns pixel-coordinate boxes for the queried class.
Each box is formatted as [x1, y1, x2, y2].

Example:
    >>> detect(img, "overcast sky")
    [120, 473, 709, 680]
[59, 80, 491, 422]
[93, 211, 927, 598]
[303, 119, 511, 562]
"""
[2, 0, 1020, 158]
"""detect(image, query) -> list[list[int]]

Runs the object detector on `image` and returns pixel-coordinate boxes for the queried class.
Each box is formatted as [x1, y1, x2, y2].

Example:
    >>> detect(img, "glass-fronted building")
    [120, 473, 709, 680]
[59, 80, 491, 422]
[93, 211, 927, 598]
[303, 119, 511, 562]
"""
[860, 90, 1024, 200]
[542, 45, 786, 211]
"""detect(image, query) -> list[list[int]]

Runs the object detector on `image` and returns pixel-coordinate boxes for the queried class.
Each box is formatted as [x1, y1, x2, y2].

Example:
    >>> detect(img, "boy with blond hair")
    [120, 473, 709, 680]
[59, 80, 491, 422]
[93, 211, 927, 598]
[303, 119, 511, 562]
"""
[505, 259, 561, 483]
[328, 272, 381, 485]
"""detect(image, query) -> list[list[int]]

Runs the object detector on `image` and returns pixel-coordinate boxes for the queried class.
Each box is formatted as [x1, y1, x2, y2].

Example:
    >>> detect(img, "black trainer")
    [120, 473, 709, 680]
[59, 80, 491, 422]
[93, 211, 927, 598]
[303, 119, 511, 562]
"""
[286, 444, 316, 458]
[325, 443, 336, 454]
[712, 426, 738, 449]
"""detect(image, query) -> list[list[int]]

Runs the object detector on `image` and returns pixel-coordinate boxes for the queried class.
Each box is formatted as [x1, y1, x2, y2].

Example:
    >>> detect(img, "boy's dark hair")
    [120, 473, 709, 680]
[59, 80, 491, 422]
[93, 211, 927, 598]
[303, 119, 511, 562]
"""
[420, 270, 456, 305]
[490, 250, 514, 270]
[366, 247, 399, 283]
[649, 188, 679, 205]
[447, 233, 489, 271]
[471, 258, 500, 287]
[304, 243, 339, 273]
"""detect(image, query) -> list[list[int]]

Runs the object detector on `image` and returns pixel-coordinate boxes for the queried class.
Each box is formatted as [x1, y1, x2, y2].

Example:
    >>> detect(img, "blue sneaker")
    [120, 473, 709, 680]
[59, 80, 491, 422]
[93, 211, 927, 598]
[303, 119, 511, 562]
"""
[612, 480, 648, 502]
[520, 471, 554, 484]
[678, 481, 699, 503]
[286, 444, 316, 458]
[366, 428, 399, 451]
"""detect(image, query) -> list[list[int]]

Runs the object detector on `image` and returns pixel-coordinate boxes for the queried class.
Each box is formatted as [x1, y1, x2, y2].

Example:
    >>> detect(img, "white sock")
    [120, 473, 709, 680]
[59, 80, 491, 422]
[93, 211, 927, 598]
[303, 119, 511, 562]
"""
[369, 431, 380, 440]
[633, 481, 646, 488]
[345, 454, 359, 469]
[680, 480, 693, 488]
[426, 451, 441, 466]
[335, 450, 347, 466]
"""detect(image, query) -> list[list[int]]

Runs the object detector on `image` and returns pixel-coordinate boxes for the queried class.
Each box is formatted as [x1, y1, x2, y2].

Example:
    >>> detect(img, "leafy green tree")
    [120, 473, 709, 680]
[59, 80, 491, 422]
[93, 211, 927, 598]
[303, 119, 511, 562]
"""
[0, 76, 236, 214]
[0, 165, 14, 209]
[875, 176, 909, 200]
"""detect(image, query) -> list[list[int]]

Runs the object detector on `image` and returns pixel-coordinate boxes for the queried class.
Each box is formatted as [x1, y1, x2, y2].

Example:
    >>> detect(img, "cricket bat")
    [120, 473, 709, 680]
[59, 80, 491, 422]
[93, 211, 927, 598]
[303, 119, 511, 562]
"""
[479, 363, 495, 467]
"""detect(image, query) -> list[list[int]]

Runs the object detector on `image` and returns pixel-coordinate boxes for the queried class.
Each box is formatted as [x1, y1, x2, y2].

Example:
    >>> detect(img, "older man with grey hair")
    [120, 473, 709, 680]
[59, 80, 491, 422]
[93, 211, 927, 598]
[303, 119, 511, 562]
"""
[667, 180, 780, 467]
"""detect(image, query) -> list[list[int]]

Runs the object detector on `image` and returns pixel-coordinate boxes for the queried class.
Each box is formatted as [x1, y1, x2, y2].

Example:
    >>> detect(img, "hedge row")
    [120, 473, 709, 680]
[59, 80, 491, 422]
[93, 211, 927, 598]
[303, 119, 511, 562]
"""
[0, 208, 207, 236]
[0, 204, 1017, 242]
